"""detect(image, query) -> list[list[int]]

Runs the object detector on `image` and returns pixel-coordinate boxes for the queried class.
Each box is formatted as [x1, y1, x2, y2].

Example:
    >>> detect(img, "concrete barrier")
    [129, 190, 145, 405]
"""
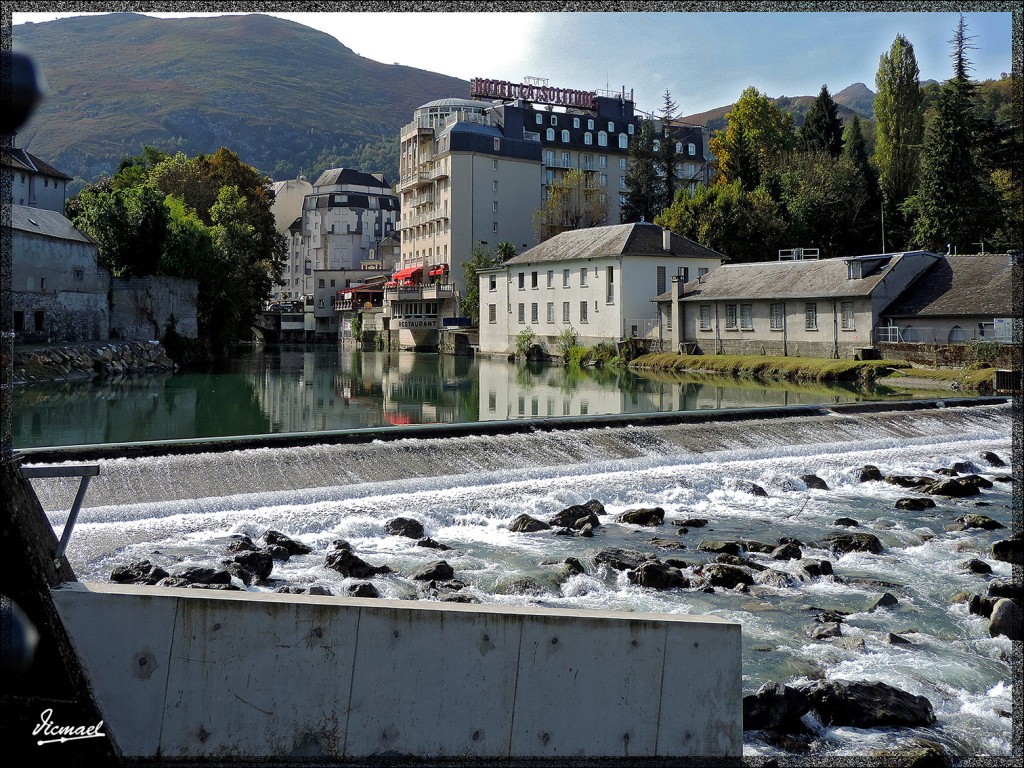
[51, 582, 742, 761]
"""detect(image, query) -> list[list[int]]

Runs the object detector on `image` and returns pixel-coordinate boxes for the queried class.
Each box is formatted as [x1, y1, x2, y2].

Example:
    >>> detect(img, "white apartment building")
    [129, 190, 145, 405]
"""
[478, 222, 724, 356]
[3, 147, 72, 213]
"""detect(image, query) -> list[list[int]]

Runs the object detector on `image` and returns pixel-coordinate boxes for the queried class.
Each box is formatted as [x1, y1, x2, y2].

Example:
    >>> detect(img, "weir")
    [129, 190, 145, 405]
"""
[7, 398, 1015, 764]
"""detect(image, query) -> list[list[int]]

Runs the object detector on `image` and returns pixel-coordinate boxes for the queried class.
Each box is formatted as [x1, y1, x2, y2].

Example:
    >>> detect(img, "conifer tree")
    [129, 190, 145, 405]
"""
[800, 85, 844, 158]
[658, 90, 682, 209]
[621, 119, 660, 223]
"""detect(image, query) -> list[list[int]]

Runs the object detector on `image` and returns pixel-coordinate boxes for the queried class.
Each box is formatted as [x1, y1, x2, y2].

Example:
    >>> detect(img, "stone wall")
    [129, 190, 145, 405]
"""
[109, 276, 199, 341]
[877, 342, 1018, 369]
[12, 341, 176, 384]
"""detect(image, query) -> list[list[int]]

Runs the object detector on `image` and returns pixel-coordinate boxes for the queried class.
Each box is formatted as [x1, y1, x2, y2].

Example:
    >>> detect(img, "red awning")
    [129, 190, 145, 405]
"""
[391, 266, 423, 282]
[429, 264, 449, 277]
[385, 413, 413, 425]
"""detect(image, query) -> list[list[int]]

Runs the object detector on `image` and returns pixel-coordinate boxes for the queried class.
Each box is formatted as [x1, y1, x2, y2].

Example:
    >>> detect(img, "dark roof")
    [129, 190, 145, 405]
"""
[504, 223, 724, 266]
[883, 254, 1018, 318]
[312, 168, 391, 190]
[1, 148, 73, 180]
[11, 205, 95, 243]
[678, 251, 939, 302]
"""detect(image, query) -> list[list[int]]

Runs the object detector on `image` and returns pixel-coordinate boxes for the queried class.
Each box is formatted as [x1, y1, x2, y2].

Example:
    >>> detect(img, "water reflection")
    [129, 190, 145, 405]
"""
[13, 344, 898, 448]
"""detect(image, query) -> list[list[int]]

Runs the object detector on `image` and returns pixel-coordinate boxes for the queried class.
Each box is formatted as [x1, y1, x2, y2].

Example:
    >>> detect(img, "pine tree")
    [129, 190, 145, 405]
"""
[658, 90, 682, 209]
[904, 16, 999, 252]
[874, 35, 925, 228]
[621, 119, 660, 223]
[842, 115, 883, 252]
[800, 85, 844, 158]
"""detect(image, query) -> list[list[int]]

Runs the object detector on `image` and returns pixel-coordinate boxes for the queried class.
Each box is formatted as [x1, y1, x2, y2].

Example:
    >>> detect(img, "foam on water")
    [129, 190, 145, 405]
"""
[25, 403, 1017, 759]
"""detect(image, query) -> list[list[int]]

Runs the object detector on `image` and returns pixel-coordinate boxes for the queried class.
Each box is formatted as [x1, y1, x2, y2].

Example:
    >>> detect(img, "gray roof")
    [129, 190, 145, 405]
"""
[11, 205, 95, 244]
[504, 223, 724, 267]
[883, 254, 1019, 318]
[678, 251, 939, 302]
[312, 168, 391, 190]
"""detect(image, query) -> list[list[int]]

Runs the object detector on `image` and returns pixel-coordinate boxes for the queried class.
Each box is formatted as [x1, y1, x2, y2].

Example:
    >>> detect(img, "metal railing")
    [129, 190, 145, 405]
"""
[20, 463, 100, 569]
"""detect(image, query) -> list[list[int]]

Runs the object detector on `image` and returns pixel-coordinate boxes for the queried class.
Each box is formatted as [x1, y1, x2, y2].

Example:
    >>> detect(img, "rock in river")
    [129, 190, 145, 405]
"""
[796, 679, 936, 728]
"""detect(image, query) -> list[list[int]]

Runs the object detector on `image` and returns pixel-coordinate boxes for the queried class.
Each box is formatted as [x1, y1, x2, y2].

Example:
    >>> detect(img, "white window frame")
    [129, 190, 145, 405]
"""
[699, 305, 712, 331]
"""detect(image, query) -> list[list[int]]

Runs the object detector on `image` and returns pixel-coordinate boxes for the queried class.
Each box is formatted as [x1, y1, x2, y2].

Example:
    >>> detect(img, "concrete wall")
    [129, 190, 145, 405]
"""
[52, 582, 741, 761]
[12, 230, 111, 344]
[109, 276, 198, 341]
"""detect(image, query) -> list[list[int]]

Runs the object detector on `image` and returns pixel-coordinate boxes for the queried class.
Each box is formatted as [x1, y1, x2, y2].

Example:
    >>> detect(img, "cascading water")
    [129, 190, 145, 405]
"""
[23, 401, 1017, 760]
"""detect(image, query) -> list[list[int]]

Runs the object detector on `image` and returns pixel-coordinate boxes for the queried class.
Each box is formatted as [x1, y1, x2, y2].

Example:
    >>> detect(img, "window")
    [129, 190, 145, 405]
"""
[546, 270, 554, 288]
[492, 201, 498, 212]
[531, 303, 539, 323]
[562, 269, 570, 287]
[518, 272, 525, 290]
[489, 392, 497, 411]
[607, 121, 615, 132]
[599, 174, 607, 187]
[73, 268, 84, 281]
[619, 157, 627, 170]
[535, 113, 543, 125]
[841, 301, 855, 331]
[318, 279, 325, 288]
[561, 151, 570, 167]
[547, 302, 555, 323]
[550, 115, 557, 126]
[579, 301, 589, 323]
[619, 177, 627, 188]
[545, 149, 555, 165]
[562, 301, 571, 322]
[740, 304, 753, 330]
[606, 266, 615, 303]
[492, 221, 497, 233]
[587, 119, 594, 130]
[492, 159, 498, 171]
[700, 305, 712, 331]
[518, 303, 525, 323]
[489, 275, 497, 292]
[546, 127, 555, 140]
[678, 267, 689, 283]
[598, 131, 607, 146]
[688, 142, 696, 155]
[599, 155, 607, 169]
[618, 133, 628, 149]
[561, 130, 569, 143]
[584, 132, 593, 145]
[573, 117, 580, 128]
[531, 271, 538, 289]
[805, 303, 818, 330]
[628, 123, 634, 135]
[656, 266, 667, 295]
[492, 180, 498, 192]
[580, 268, 588, 287]
[770, 303, 784, 330]
[725, 304, 738, 330]
[698, 267, 710, 278]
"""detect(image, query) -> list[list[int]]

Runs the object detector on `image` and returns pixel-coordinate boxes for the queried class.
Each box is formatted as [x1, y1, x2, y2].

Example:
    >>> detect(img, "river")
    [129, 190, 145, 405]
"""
[12, 343, 947, 449]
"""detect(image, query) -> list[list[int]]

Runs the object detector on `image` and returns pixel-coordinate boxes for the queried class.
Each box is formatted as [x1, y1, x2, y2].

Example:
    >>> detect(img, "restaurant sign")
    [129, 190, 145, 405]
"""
[471, 78, 596, 109]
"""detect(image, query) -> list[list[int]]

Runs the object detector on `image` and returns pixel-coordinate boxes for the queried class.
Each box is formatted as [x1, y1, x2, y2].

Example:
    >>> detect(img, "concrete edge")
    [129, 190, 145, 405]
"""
[53, 582, 741, 627]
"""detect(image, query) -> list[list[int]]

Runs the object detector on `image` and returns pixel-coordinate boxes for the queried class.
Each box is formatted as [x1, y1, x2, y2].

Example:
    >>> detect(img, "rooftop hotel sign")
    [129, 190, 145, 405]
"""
[471, 78, 597, 109]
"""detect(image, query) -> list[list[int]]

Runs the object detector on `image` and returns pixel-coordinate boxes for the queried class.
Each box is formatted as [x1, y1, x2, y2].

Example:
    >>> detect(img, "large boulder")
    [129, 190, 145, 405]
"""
[742, 683, 811, 732]
[798, 559, 834, 579]
[385, 517, 425, 539]
[988, 598, 1022, 641]
[800, 474, 829, 490]
[411, 560, 455, 582]
[858, 465, 883, 482]
[894, 497, 935, 511]
[823, 532, 884, 556]
[924, 478, 981, 498]
[231, 550, 273, 581]
[110, 560, 169, 585]
[771, 543, 802, 561]
[697, 540, 743, 556]
[508, 514, 551, 533]
[755, 569, 799, 589]
[954, 514, 1004, 531]
[988, 580, 1023, 602]
[594, 548, 650, 571]
[171, 566, 231, 585]
[701, 563, 755, 589]
[619, 507, 665, 526]
[324, 549, 392, 578]
[261, 530, 312, 555]
[884, 475, 933, 489]
[629, 561, 689, 590]
[979, 451, 1006, 467]
[797, 679, 935, 728]
[991, 537, 1023, 566]
[549, 500, 604, 529]
[717, 553, 766, 571]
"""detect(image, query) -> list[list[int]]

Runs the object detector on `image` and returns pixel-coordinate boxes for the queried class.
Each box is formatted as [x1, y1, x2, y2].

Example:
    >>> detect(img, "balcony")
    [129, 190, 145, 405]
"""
[384, 284, 456, 301]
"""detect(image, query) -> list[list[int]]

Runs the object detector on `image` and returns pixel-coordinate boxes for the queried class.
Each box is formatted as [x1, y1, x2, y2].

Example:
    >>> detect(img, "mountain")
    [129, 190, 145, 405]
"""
[682, 92, 870, 133]
[833, 82, 875, 118]
[12, 13, 470, 187]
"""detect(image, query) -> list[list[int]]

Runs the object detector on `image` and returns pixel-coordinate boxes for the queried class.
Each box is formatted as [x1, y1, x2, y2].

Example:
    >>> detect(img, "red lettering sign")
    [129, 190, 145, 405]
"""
[470, 78, 597, 109]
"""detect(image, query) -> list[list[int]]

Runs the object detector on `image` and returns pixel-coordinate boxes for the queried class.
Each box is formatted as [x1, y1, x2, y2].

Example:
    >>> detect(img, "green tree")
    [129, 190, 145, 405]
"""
[460, 242, 494, 325]
[874, 34, 925, 246]
[657, 90, 682, 210]
[495, 241, 517, 263]
[800, 85, 844, 158]
[709, 86, 797, 191]
[904, 16, 999, 252]
[71, 183, 169, 277]
[841, 115, 884, 252]
[532, 169, 607, 242]
[655, 182, 786, 263]
[621, 119, 660, 223]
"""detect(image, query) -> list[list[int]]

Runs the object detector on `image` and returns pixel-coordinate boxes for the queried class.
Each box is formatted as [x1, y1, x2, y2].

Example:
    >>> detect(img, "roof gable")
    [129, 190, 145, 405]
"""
[883, 254, 1018, 317]
[504, 223, 723, 266]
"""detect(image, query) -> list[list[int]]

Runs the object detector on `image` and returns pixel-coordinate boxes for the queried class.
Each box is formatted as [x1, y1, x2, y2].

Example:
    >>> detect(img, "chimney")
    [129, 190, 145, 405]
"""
[662, 228, 672, 252]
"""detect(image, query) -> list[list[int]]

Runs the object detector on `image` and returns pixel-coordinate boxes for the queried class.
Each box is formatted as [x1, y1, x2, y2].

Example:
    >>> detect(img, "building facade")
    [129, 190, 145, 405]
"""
[669, 251, 942, 359]
[479, 222, 724, 356]
[3, 147, 72, 213]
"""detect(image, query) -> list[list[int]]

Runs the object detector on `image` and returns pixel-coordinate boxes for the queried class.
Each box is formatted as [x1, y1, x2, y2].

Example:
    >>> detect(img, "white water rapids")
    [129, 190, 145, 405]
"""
[24, 402, 1018, 761]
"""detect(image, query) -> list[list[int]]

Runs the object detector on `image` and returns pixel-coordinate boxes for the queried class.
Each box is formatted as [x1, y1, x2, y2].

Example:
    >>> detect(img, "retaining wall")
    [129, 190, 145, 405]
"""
[52, 582, 742, 762]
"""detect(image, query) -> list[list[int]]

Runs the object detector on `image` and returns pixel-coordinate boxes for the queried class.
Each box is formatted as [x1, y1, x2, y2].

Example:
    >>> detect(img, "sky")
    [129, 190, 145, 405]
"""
[9, 6, 1017, 117]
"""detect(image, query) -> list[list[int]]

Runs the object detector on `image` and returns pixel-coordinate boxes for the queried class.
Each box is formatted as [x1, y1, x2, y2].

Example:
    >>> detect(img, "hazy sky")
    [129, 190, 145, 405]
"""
[11, 7, 1016, 116]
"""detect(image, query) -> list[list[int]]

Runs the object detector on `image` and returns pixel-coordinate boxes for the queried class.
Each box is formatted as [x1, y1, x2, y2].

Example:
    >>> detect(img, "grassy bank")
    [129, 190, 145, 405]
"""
[629, 353, 909, 383]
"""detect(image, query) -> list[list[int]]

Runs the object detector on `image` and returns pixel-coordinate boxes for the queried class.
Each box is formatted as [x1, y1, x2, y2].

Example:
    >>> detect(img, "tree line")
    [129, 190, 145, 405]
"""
[622, 16, 1019, 261]
[67, 146, 287, 357]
